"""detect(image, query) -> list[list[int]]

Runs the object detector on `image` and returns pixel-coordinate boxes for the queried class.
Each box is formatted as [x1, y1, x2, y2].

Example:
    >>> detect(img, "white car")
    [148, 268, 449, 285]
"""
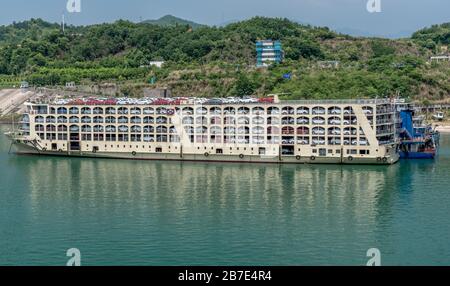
[312, 120, 325, 124]
[297, 119, 309, 124]
[312, 140, 325, 145]
[329, 119, 341, 125]
[297, 109, 309, 115]
[330, 109, 341, 114]
[282, 139, 295, 144]
[143, 136, 155, 142]
[313, 130, 325, 135]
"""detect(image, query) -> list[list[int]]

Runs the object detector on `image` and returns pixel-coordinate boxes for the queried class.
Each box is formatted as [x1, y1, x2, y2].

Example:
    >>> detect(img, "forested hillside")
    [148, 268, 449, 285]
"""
[0, 17, 449, 101]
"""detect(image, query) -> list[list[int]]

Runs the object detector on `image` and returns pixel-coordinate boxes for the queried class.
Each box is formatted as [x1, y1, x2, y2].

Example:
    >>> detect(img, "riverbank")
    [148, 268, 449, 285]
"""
[432, 120, 450, 133]
[0, 89, 33, 116]
[0, 114, 21, 124]
[435, 125, 450, 133]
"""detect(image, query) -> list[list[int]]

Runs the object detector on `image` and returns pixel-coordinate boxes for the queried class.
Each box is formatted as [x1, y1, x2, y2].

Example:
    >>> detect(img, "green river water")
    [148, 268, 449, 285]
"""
[1, 124, 449, 265]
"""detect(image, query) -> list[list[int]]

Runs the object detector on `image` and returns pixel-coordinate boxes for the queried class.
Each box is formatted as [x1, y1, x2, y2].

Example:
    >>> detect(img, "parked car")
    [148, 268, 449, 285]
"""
[282, 139, 295, 144]
[329, 119, 341, 125]
[297, 109, 309, 115]
[312, 129, 325, 135]
[330, 109, 341, 114]
[312, 139, 325, 145]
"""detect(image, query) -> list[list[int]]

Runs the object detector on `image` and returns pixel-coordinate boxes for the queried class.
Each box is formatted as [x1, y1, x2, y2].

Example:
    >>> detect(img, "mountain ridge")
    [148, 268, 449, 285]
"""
[141, 15, 205, 29]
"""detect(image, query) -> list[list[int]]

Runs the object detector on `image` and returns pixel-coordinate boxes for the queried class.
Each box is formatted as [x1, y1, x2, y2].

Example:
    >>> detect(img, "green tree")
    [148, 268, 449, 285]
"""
[233, 74, 256, 97]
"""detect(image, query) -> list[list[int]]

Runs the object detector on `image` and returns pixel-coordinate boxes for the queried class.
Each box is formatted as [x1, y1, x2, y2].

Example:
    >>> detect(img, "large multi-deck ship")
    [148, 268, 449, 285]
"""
[5, 96, 399, 164]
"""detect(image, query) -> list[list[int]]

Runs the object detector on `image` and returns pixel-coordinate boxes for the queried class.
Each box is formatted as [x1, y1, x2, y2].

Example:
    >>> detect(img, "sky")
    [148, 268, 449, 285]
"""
[0, 0, 449, 38]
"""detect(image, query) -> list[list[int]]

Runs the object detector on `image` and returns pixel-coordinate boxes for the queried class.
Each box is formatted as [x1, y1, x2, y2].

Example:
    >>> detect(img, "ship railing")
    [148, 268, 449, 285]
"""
[280, 99, 391, 105]
[376, 119, 395, 124]
[378, 140, 396, 145]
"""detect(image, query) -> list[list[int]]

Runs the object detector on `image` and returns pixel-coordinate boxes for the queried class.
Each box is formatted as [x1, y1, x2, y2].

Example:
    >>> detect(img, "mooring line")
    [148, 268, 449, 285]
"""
[8, 142, 13, 154]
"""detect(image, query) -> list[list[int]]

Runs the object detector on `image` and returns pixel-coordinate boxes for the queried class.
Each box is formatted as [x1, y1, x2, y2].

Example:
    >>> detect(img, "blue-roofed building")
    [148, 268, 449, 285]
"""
[256, 40, 283, 67]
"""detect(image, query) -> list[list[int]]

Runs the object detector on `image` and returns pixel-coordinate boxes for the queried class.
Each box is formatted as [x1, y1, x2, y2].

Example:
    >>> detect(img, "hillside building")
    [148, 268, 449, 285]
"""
[256, 40, 283, 67]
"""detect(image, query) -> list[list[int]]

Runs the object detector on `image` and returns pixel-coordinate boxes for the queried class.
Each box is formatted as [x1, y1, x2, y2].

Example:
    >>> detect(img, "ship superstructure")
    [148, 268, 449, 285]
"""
[397, 106, 439, 159]
[7, 97, 399, 164]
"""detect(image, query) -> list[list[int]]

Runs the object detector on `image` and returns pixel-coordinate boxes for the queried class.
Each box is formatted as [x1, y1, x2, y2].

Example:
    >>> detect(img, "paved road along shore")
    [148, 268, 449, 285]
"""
[435, 125, 450, 133]
[0, 89, 33, 116]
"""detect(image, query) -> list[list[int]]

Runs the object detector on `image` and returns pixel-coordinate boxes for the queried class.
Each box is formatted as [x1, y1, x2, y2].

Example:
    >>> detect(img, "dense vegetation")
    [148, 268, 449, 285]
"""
[0, 17, 449, 101]
[412, 23, 450, 49]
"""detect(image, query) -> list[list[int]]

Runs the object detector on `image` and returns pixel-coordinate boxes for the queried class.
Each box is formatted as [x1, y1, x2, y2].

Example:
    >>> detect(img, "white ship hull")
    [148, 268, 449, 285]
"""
[11, 140, 399, 165]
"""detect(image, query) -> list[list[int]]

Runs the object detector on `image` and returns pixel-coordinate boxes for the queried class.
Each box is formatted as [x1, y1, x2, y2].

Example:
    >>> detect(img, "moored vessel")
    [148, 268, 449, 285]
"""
[397, 107, 438, 159]
[6, 96, 399, 165]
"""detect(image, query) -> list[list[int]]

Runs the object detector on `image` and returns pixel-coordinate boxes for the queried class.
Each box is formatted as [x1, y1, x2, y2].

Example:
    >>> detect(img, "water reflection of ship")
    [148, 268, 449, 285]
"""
[24, 158, 400, 225]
